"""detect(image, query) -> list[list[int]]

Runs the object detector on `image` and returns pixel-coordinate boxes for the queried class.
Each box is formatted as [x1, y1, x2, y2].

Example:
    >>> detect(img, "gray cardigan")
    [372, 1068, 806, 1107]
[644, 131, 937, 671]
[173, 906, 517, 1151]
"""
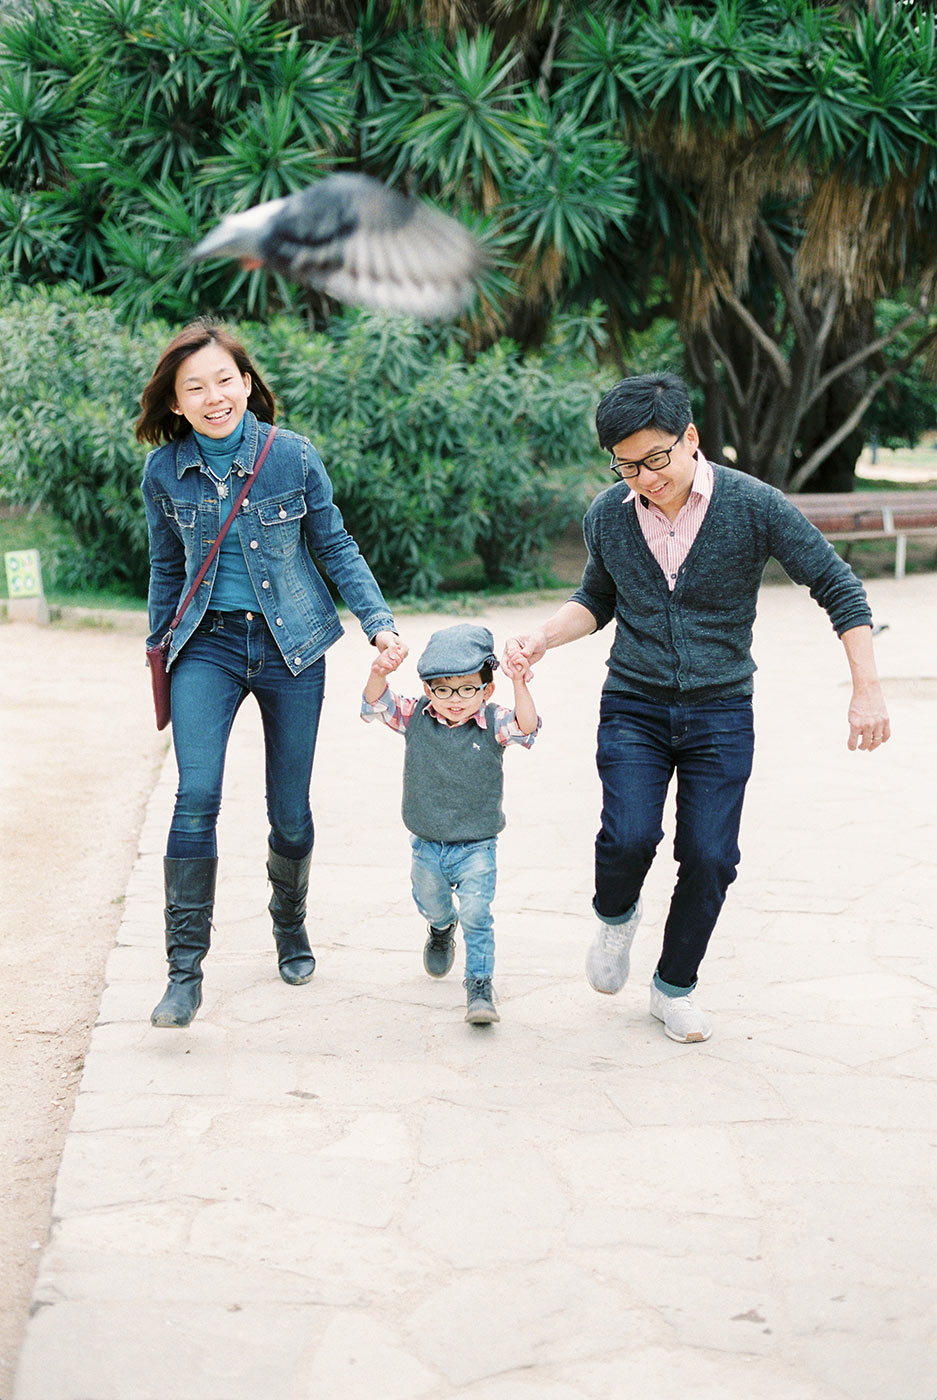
[569, 463, 872, 704]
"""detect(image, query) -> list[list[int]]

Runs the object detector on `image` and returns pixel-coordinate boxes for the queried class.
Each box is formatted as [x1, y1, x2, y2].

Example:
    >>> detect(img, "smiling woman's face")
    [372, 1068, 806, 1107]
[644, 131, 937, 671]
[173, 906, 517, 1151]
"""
[171, 343, 251, 437]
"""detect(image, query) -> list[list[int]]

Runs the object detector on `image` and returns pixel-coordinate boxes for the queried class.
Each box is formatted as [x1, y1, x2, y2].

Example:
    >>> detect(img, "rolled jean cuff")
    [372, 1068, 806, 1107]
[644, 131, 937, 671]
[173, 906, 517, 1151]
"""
[592, 897, 639, 926]
[653, 969, 697, 998]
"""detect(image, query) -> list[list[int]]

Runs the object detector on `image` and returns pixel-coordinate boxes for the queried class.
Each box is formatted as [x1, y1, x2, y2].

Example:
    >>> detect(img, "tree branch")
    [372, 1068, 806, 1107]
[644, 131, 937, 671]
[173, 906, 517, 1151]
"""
[788, 323, 937, 491]
[721, 288, 791, 388]
[807, 306, 930, 409]
[755, 215, 810, 345]
[705, 326, 746, 406]
[537, 3, 565, 98]
[723, 400, 743, 459]
[686, 335, 707, 386]
[816, 286, 840, 359]
[786, 286, 841, 442]
[752, 389, 789, 468]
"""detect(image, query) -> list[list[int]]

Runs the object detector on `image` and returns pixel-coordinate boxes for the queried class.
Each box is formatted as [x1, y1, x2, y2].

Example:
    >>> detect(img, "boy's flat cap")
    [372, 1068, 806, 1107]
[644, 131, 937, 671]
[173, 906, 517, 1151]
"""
[417, 623, 499, 680]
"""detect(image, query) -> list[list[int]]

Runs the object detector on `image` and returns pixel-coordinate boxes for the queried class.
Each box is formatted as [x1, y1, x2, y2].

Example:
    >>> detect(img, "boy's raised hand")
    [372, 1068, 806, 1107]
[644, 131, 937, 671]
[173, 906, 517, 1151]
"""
[501, 646, 532, 681]
[372, 630, 408, 674]
[502, 631, 545, 684]
[371, 642, 406, 677]
[364, 633, 407, 705]
[504, 647, 539, 736]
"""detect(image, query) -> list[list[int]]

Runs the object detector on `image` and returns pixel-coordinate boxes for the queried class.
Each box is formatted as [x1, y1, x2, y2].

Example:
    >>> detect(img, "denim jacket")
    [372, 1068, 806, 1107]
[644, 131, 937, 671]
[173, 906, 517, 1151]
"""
[142, 412, 395, 673]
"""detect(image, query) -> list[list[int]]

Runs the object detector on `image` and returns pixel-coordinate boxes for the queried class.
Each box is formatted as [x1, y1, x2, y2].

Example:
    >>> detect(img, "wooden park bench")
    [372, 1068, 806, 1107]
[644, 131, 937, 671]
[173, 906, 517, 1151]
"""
[786, 490, 937, 579]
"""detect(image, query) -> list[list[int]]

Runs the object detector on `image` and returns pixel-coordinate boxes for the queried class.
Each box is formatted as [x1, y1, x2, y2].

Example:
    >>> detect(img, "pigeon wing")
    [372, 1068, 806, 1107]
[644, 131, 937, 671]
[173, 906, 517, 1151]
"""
[261, 173, 484, 320]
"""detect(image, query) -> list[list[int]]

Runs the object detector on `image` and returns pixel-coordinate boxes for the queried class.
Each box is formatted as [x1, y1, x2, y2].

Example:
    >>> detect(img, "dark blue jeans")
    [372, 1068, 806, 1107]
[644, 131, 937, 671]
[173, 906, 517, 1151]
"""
[167, 610, 326, 860]
[594, 692, 755, 990]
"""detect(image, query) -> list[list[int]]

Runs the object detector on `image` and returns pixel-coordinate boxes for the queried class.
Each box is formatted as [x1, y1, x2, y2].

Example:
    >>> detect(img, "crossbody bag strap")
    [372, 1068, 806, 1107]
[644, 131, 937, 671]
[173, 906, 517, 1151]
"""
[167, 424, 278, 633]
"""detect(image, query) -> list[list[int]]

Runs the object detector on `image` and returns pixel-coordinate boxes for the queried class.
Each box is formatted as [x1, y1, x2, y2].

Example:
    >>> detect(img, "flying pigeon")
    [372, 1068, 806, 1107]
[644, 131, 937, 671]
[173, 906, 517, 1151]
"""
[189, 172, 484, 321]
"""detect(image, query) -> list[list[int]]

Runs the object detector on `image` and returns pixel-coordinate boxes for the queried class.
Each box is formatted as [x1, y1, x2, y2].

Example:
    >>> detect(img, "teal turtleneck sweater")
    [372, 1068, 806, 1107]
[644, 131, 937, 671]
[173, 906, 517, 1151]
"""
[193, 417, 259, 613]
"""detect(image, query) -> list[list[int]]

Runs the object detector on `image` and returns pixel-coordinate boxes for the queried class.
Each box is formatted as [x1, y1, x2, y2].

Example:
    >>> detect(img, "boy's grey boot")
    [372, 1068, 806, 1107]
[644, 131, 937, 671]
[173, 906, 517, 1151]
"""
[267, 844, 316, 985]
[151, 856, 217, 1028]
[464, 976, 500, 1024]
[423, 919, 457, 977]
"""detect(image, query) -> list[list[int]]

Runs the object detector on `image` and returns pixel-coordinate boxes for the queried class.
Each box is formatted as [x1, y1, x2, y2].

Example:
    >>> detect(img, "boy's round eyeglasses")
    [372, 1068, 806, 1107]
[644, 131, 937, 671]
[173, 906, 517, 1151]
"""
[608, 433, 683, 480]
[429, 684, 483, 699]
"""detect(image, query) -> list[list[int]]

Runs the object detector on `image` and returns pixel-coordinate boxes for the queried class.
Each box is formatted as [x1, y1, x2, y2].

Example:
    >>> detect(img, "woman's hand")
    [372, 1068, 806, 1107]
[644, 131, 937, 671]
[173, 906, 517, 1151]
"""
[372, 631, 408, 675]
[364, 632, 407, 703]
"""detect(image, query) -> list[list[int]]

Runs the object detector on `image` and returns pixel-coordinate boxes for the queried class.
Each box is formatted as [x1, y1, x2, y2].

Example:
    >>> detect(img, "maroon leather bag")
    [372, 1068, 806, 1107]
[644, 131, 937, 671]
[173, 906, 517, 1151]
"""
[145, 426, 277, 730]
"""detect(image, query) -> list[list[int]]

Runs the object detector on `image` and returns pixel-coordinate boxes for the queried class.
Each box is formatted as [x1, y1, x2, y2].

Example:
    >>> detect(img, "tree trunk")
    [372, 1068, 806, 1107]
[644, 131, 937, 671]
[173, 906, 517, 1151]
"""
[792, 303, 875, 493]
[684, 267, 881, 492]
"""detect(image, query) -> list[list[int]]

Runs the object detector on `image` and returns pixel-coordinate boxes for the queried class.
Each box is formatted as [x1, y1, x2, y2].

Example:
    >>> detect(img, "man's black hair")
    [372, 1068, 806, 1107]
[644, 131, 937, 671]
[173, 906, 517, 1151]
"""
[595, 372, 692, 451]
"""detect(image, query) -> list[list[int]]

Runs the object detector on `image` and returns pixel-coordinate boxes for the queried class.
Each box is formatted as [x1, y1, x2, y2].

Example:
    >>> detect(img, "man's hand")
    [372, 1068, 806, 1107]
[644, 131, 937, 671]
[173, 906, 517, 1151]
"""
[503, 631, 547, 683]
[847, 684, 891, 752]
[503, 603, 597, 680]
[840, 626, 890, 752]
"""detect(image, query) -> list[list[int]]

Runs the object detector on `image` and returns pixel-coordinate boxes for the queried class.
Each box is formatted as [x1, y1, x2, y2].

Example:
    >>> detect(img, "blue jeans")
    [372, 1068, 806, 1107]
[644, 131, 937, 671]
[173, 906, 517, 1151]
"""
[594, 692, 755, 990]
[409, 836, 498, 980]
[167, 610, 326, 860]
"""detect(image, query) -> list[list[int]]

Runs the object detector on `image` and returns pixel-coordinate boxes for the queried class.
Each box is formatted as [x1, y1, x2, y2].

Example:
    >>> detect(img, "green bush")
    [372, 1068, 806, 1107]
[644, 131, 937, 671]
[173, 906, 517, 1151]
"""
[0, 283, 161, 591]
[0, 283, 602, 598]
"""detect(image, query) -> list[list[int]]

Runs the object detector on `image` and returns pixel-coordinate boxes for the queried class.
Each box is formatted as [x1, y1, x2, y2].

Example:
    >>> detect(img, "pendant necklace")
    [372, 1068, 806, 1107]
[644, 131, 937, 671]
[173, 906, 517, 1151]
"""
[204, 461, 230, 499]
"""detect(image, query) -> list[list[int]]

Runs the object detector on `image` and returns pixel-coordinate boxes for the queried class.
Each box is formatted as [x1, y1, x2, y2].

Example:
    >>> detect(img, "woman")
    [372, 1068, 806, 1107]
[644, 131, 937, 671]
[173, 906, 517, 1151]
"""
[137, 319, 405, 1028]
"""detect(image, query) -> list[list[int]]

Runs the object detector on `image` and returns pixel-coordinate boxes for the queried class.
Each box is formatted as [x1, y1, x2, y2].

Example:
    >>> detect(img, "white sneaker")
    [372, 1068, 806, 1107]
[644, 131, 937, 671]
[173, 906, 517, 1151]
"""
[649, 980, 712, 1043]
[585, 897, 643, 994]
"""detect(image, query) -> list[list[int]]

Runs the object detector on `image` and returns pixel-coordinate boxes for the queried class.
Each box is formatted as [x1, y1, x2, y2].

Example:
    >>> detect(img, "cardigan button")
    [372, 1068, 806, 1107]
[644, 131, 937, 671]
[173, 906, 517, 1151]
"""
[249, 540, 259, 549]
[261, 580, 270, 589]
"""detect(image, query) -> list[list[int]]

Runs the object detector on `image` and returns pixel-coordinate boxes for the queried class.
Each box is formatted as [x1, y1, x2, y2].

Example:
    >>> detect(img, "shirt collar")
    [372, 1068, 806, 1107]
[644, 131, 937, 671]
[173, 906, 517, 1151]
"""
[424, 700, 488, 730]
[626, 448, 713, 509]
[175, 411, 258, 480]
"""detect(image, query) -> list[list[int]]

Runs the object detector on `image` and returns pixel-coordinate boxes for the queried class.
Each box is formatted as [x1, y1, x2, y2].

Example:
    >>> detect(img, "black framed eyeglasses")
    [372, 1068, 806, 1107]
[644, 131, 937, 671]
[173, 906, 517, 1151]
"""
[608, 432, 684, 481]
[429, 684, 483, 700]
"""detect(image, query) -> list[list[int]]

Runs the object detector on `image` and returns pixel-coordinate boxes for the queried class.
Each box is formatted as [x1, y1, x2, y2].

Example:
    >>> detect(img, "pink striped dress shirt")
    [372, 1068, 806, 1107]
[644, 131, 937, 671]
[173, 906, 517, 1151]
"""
[626, 451, 714, 590]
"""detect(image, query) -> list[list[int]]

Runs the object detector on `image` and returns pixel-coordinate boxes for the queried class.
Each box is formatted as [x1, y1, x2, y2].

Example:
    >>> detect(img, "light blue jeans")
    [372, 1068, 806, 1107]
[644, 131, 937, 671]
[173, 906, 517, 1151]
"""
[409, 836, 497, 980]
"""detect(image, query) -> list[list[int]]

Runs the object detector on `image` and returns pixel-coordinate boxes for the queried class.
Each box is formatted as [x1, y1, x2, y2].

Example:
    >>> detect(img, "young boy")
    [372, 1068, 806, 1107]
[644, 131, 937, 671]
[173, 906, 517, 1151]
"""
[362, 622, 539, 1024]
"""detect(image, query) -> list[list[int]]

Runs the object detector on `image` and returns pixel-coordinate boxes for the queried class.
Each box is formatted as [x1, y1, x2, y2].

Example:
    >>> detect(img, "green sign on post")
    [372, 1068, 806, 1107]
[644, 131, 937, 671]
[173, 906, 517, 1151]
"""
[5, 549, 44, 598]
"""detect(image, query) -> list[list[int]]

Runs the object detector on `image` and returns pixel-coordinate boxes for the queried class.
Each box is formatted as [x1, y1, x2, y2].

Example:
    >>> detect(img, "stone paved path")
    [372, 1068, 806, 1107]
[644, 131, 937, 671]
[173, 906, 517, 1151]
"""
[13, 579, 937, 1400]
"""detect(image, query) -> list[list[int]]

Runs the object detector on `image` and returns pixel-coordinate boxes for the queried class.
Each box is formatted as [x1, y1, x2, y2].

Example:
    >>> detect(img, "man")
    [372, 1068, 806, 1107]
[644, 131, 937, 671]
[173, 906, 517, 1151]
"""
[506, 372, 889, 1043]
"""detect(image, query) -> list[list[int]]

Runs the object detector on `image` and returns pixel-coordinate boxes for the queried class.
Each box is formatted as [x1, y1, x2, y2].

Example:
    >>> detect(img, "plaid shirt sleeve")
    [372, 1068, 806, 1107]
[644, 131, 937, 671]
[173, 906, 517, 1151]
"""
[488, 704, 541, 749]
[360, 684, 419, 733]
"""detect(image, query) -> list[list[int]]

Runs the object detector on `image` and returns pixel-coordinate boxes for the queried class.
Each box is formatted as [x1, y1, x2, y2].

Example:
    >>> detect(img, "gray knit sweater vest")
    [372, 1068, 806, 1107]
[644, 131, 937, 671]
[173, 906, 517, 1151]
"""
[402, 699, 505, 842]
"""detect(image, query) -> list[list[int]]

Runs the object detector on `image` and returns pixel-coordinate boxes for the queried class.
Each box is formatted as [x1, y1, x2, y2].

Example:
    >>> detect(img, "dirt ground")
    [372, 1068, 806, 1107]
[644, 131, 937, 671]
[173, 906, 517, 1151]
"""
[0, 501, 932, 1399]
[0, 610, 166, 1400]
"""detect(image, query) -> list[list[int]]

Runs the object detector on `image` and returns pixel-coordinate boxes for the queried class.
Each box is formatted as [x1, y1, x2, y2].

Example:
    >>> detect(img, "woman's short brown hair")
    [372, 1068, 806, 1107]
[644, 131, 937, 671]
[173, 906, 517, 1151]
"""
[135, 318, 277, 445]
